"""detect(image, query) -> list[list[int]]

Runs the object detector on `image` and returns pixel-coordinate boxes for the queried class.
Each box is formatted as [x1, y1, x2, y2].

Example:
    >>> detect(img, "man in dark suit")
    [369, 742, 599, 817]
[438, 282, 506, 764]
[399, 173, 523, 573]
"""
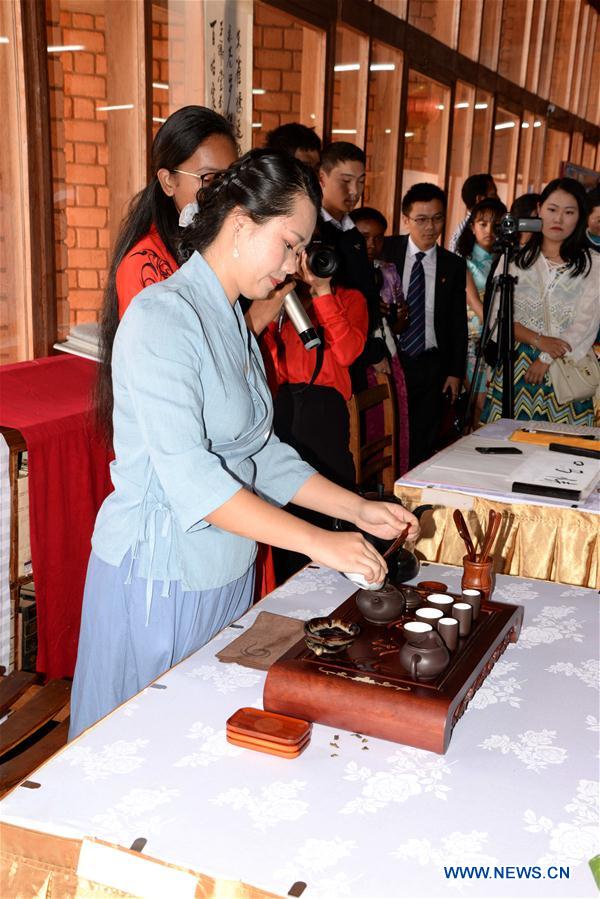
[383, 183, 467, 468]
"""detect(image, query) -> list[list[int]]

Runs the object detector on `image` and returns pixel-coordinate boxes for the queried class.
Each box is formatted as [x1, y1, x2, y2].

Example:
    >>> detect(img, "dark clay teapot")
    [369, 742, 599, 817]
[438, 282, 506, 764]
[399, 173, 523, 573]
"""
[399, 621, 450, 681]
[334, 494, 432, 586]
[355, 583, 406, 625]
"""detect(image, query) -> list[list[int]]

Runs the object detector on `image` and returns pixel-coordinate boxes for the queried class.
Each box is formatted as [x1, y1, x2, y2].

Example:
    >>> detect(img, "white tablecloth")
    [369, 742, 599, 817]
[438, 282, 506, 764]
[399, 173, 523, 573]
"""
[397, 418, 600, 512]
[0, 563, 598, 898]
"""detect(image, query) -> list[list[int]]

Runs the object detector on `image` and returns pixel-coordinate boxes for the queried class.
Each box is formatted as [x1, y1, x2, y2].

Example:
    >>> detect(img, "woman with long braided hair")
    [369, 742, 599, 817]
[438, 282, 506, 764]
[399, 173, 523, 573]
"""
[70, 150, 419, 738]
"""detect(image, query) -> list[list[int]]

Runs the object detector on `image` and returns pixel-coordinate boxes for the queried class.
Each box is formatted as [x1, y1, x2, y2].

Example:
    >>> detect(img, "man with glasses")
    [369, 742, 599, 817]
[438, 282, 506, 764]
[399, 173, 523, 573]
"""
[383, 183, 467, 467]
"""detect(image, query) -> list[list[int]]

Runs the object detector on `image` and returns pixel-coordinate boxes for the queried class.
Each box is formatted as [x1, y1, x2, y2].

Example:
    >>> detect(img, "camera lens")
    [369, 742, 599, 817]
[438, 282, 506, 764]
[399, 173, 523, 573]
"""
[306, 242, 339, 279]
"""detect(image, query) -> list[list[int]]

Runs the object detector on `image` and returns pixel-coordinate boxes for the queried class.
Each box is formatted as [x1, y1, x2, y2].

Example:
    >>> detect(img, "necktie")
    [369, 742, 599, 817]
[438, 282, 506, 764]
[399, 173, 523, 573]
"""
[402, 251, 426, 357]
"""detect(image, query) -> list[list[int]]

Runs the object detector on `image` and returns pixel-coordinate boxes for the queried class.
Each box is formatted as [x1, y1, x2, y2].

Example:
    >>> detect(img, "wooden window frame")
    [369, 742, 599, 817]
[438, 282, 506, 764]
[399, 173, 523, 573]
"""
[19, 0, 600, 358]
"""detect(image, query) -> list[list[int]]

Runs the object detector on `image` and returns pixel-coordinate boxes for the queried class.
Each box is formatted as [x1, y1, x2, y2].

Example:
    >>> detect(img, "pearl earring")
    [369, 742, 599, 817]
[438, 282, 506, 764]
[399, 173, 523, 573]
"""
[233, 229, 240, 259]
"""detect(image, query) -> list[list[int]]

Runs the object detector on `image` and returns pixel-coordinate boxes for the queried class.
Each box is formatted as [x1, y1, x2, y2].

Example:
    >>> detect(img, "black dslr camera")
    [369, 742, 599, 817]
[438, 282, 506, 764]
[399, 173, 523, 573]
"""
[305, 240, 339, 279]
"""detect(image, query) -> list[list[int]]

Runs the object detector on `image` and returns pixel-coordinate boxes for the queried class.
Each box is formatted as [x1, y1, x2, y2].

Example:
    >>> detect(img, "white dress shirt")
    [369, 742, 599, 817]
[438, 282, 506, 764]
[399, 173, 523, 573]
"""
[402, 237, 438, 350]
[320, 208, 356, 232]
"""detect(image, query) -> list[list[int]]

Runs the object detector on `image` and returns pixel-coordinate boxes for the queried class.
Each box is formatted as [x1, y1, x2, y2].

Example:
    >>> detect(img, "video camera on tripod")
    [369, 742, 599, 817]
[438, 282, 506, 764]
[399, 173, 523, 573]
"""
[460, 213, 543, 428]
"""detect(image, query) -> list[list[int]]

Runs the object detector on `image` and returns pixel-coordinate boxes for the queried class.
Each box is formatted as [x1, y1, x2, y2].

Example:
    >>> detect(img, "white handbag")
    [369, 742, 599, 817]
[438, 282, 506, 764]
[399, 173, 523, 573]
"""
[542, 273, 600, 405]
[548, 350, 600, 405]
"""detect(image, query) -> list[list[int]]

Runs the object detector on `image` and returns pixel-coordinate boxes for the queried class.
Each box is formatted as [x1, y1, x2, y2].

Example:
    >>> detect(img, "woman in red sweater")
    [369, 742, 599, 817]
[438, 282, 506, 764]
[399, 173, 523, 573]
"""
[262, 258, 368, 580]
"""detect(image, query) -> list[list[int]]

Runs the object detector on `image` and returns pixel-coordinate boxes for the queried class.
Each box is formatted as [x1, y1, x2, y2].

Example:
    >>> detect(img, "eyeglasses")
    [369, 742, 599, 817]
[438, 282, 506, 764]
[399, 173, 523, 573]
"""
[407, 214, 445, 227]
[172, 169, 221, 187]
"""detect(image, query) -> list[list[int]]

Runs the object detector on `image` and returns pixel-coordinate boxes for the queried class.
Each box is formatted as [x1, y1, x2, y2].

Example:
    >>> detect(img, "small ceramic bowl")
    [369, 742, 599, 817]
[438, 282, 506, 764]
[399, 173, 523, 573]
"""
[304, 617, 360, 656]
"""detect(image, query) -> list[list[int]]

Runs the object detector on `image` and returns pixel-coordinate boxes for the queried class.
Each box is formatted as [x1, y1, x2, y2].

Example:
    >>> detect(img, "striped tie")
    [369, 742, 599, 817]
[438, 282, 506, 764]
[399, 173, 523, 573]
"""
[402, 251, 426, 357]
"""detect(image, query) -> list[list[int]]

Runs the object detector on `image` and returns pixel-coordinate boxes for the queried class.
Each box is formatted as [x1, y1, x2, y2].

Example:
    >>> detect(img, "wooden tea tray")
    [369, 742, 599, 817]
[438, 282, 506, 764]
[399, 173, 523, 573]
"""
[263, 587, 523, 754]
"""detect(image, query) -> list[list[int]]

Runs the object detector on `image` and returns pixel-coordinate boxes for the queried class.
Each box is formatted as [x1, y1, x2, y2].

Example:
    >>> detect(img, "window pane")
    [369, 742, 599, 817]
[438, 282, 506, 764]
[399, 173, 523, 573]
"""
[374, 0, 408, 16]
[515, 112, 546, 195]
[447, 82, 475, 244]
[364, 41, 403, 226]
[582, 142, 597, 170]
[252, 1, 325, 147]
[528, 115, 546, 193]
[491, 108, 520, 206]
[402, 70, 450, 208]
[498, 0, 532, 86]
[577, 14, 597, 119]
[537, 0, 560, 99]
[479, 0, 503, 70]
[469, 89, 493, 173]
[332, 26, 369, 148]
[408, 0, 459, 47]
[525, 0, 547, 94]
[543, 128, 570, 184]
[46, 0, 146, 332]
[0, 1, 32, 362]
[151, 1, 204, 138]
[568, 3, 589, 115]
[585, 21, 600, 124]
[549, 0, 581, 109]
[570, 132, 584, 166]
[458, 0, 483, 61]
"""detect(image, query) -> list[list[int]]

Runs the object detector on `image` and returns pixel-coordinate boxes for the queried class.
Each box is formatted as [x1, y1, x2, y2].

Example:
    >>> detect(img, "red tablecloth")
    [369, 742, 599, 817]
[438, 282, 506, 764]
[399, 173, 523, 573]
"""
[0, 356, 113, 678]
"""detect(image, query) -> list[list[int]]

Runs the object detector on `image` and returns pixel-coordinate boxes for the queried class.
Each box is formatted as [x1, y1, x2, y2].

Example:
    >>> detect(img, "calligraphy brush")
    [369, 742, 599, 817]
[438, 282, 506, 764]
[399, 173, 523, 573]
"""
[452, 510, 477, 561]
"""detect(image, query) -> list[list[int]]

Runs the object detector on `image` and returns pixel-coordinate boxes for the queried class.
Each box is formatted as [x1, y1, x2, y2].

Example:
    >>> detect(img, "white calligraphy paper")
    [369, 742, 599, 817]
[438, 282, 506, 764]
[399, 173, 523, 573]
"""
[204, 1, 253, 151]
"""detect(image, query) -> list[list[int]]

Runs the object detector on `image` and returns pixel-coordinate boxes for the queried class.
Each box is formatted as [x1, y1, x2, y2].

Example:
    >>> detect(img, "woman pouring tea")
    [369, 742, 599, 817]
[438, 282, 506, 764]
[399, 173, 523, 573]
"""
[69, 151, 418, 739]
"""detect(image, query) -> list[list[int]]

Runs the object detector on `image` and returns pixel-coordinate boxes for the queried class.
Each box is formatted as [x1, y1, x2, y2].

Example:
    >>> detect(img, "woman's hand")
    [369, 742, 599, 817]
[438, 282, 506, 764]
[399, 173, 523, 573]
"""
[539, 335, 571, 359]
[524, 358, 551, 384]
[353, 499, 420, 542]
[309, 530, 387, 585]
[296, 250, 332, 299]
[244, 280, 295, 336]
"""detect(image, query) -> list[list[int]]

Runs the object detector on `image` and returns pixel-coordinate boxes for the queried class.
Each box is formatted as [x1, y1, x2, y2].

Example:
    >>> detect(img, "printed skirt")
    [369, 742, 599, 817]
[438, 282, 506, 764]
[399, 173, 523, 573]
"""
[481, 342, 595, 426]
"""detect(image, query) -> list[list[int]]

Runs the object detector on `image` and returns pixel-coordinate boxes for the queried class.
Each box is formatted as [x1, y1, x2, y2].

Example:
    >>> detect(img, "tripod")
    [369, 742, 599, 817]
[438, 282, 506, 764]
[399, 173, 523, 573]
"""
[459, 234, 520, 432]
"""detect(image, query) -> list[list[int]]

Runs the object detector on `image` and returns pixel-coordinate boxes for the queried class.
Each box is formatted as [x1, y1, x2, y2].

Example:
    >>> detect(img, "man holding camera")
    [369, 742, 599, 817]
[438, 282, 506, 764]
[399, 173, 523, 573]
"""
[384, 183, 467, 467]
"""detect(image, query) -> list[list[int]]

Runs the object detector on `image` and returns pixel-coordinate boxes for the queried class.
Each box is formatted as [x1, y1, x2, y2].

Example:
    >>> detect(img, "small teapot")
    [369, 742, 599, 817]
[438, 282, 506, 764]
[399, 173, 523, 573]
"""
[399, 621, 450, 681]
[355, 583, 406, 625]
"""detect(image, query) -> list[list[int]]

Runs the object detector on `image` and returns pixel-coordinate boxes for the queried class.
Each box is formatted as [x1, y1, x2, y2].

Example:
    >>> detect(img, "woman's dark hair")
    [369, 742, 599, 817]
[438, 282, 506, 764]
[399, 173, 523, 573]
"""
[179, 149, 321, 260]
[516, 177, 592, 277]
[96, 106, 236, 441]
[456, 197, 507, 258]
[510, 192, 540, 220]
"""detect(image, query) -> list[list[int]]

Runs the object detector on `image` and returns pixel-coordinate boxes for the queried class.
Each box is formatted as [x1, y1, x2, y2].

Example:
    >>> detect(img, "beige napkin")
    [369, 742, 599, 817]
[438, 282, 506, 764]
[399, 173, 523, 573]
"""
[216, 611, 305, 671]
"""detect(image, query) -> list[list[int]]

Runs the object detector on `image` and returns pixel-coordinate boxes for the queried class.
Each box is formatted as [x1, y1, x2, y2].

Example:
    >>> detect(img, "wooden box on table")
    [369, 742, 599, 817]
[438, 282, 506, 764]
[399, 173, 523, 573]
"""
[264, 587, 523, 754]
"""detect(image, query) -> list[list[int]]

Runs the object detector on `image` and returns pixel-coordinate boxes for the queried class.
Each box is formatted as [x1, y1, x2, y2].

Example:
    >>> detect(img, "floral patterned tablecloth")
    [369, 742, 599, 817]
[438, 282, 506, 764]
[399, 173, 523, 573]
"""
[0, 564, 598, 898]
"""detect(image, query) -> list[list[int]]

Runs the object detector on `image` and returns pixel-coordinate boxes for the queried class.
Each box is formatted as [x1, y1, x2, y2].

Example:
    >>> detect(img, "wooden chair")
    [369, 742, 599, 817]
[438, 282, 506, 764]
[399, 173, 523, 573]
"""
[347, 372, 398, 493]
[0, 672, 70, 796]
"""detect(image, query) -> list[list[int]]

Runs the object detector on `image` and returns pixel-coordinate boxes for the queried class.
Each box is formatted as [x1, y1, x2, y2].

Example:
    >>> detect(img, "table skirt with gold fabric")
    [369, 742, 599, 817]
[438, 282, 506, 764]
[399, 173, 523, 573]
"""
[396, 485, 600, 589]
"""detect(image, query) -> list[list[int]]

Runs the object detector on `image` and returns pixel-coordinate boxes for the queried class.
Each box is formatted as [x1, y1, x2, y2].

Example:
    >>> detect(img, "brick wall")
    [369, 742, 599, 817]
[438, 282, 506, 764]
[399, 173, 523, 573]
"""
[252, 1, 303, 147]
[152, 11, 170, 136]
[46, 2, 109, 331]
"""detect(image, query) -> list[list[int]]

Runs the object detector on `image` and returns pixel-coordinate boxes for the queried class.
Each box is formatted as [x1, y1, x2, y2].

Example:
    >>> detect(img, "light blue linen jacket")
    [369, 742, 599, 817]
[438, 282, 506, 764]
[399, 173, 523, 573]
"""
[92, 251, 315, 595]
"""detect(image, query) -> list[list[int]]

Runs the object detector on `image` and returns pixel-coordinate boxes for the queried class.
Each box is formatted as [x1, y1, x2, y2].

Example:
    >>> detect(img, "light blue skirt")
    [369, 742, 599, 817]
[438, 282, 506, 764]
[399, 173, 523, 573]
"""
[69, 552, 254, 740]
